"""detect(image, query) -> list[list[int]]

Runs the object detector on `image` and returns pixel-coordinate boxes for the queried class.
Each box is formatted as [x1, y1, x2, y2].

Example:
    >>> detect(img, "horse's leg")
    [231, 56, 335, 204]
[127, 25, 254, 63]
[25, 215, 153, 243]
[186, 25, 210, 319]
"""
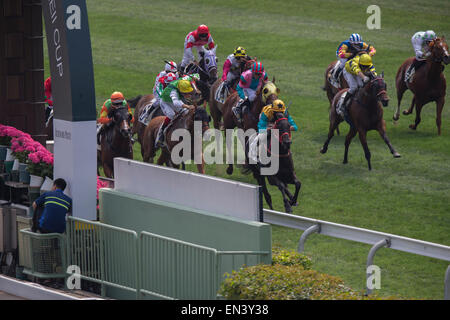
[357, 130, 372, 171]
[409, 100, 424, 131]
[394, 81, 408, 121]
[343, 127, 357, 165]
[378, 120, 401, 158]
[255, 174, 273, 210]
[403, 96, 416, 116]
[271, 177, 292, 213]
[289, 177, 302, 207]
[196, 155, 205, 174]
[321, 113, 340, 154]
[436, 97, 445, 136]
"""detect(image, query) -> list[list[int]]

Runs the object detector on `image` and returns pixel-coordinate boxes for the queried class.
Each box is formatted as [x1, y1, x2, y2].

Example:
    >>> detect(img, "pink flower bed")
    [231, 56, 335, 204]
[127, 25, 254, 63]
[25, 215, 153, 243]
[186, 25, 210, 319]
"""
[0, 124, 53, 177]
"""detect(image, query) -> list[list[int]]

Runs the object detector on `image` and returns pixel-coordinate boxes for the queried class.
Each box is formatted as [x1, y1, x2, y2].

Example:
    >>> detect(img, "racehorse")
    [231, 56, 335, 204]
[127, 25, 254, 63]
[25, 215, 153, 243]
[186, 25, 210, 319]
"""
[182, 47, 218, 106]
[209, 57, 256, 130]
[320, 74, 401, 170]
[141, 106, 211, 174]
[97, 105, 133, 178]
[128, 94, 164, 158]
[247, 112, 301, 213]
[393, 37, 449, 135]
[221, 80, 279, 175]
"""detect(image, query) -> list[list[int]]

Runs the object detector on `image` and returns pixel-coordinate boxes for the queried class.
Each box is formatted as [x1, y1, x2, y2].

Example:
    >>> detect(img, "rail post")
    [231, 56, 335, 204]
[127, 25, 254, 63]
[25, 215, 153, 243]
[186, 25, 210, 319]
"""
[445, 265, 450, 300]
[366, 238, 390, 295]
[297, 224, 321, 253]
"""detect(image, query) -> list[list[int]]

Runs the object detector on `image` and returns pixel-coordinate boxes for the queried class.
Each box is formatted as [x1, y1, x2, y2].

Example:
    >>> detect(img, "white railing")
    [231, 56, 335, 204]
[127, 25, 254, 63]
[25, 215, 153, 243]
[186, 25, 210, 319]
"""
[263, 208, 450, 298]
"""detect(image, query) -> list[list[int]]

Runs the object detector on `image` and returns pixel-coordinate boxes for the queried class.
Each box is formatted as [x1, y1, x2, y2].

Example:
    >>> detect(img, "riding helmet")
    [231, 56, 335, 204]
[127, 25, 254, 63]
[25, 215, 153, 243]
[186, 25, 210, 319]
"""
[359, 54, 373, 66]
[165, 61, 178, 73]
[234, 46, 247, 57]
[178, 80, 194, 93]
[111, 91, 124, 104]
[349, 33, 362, 44]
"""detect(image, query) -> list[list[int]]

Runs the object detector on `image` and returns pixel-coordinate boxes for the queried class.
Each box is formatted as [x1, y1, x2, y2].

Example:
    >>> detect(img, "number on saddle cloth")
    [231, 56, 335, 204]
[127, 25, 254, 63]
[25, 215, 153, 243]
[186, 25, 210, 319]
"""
[138, 101, 158, 125]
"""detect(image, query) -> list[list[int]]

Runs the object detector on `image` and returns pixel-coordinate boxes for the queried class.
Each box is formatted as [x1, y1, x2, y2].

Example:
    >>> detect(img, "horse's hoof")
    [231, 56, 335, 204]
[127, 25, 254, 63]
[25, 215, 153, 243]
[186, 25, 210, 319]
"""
[291, 201, 299, 207]
[393, 115, 399, 122]
[403, 110, 411, 116]
[320, 147, 327, 154]
[285, 206, 293, 213]
[393, 152, 401, 158]
[409, 124, 417, 130]
[226, 167, 233, 175]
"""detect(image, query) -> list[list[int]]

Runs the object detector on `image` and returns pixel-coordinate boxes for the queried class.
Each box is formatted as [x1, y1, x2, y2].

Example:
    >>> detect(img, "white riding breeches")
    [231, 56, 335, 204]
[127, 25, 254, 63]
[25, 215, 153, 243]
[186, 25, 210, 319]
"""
[181, 45, 205, 68]
[160, 101, 179, 120]
[343, 70, 363, 94]
[242, 88, 257, 102]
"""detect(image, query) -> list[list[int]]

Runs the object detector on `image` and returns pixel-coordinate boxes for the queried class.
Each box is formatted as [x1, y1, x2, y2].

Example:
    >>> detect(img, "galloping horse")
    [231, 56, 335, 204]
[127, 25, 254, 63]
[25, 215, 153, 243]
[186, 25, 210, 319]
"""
[320, 74, 401, 170]
[209, 58, 256, 129]
[182, 47, 218, 106]
[247, 112, 301, 213]
[394, 37, 449, 135]
[97, 105, 133, 178]
[141, 106, 211, 174]
[221, 80, 279, 175]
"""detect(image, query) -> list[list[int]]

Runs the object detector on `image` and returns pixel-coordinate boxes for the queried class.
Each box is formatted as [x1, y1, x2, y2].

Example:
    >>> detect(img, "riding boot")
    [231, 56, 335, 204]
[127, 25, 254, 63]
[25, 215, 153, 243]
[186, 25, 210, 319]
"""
[155, 117, 170, 148]
[232, 98, 248, 121]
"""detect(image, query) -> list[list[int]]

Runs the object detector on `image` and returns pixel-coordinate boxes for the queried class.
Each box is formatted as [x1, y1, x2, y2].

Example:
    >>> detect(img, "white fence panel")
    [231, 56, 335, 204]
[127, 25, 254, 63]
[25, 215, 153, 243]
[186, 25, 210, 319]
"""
[113, 158, 261, 222]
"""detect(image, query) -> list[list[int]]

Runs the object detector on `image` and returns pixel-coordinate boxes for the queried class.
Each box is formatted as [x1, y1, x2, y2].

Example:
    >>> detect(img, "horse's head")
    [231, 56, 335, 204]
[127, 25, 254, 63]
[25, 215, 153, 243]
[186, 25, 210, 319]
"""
[199, 47, 218, 85]
[367, 73, 389, 107]
[430, 37, 450, 65]
[260, 81, 280, 105]
[194, 106, 211, 134]
[109, 105, 132, 138]
[271, 112, 292, 150]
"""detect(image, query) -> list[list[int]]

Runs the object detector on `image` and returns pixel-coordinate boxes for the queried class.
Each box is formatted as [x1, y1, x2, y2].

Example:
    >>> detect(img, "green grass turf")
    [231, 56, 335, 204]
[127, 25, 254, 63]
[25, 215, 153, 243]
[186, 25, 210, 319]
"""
[44, 0, 450, 299]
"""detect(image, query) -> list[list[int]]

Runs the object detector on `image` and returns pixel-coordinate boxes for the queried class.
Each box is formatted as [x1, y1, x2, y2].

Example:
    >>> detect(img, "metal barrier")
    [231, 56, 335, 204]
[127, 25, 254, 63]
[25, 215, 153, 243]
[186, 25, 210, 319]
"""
[20, 229, 66, 279]
[66, 217, 139, 298]
[263, 208, 450, 299]
[66, 217, 269, 300]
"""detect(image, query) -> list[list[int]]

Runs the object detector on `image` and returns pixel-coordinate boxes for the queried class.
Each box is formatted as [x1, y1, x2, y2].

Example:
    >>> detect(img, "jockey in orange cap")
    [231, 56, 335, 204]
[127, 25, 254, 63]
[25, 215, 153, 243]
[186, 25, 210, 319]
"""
[97, 92, 134, 143]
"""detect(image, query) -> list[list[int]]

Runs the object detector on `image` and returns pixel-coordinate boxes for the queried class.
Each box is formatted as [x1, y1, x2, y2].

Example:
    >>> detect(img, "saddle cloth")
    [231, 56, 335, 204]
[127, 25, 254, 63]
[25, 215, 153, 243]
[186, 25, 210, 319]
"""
[214, 81, 229, 104]
[138, 99, 158, 126]
[329, 61, 342, 89]
[336, 91, 348, 118]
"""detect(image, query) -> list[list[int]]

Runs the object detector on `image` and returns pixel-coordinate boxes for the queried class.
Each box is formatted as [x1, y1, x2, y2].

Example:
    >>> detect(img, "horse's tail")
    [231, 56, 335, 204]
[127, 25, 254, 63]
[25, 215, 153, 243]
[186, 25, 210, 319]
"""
[127, 95, 143, 108]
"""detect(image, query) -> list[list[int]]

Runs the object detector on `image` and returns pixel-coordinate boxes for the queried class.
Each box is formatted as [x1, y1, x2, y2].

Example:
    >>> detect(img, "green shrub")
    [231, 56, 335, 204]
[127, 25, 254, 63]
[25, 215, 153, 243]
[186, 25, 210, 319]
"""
[219, 248, 404, 300]
[272, 247, 312, 269]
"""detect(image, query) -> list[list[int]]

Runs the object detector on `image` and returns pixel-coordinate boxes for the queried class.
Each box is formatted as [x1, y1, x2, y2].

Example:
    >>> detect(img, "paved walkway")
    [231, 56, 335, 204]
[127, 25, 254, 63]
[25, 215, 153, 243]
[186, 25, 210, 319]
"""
[0, 290, 26, 300]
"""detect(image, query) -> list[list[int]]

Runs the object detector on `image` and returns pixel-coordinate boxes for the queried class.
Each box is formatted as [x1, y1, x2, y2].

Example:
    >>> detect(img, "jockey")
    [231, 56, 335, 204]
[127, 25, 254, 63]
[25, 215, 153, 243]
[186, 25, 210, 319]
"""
[405, 30, 437, 82]
[342, 53, 377, 109]
[180, 25, 215, 69]
[232, 61, 268, 120]
[331, 33, 376, 85]
[222, 46, 249, 90]
[97, 92, 134, 142]
[153, 61, 178, 97]
[155, 72, 178, 98]
[258, 99, 298, 133]
[44, 77, 53, 121]
[156, 79, 195, 147]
